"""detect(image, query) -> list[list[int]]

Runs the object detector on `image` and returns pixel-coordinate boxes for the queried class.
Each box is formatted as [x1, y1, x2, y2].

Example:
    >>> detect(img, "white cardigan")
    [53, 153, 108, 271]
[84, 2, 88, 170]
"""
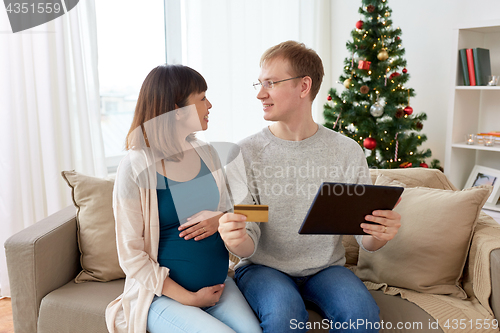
[105, 139, 233, 333]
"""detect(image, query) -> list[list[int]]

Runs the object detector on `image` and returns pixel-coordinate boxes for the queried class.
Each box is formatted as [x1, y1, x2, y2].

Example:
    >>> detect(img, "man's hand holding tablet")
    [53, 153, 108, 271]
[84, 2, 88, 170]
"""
[298, 183, 403, 236]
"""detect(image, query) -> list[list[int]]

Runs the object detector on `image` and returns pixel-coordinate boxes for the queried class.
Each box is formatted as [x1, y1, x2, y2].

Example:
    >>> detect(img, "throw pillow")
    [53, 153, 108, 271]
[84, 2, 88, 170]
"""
[369, 168, 456, 190]
[356, 181, 492, 299]
[374, 173, 407, 188]
[342, 235, 360, 267]
[342, 175, 406, 266]
[62, 170, 124, 283]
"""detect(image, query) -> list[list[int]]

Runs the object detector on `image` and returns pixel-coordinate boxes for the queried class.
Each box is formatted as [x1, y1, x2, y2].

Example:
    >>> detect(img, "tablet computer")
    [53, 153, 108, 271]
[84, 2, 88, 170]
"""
[298, 183, 404, 235]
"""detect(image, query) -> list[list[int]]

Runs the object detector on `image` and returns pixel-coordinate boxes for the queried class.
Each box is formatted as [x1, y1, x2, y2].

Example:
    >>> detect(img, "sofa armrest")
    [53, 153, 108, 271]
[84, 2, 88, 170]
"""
[490, 249, 500, 320]
[463, 212, 500, 322]
[5, 205, 80, 333]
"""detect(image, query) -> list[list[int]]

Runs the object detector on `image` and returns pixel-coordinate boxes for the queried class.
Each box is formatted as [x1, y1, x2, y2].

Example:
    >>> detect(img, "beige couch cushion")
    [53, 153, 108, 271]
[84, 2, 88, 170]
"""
[62, 171, 124, 283]
[343, 168, 453, 265]
[342, 234, 360, 267]
[356, 179, 492, 299]
[38, 279, 124, 333]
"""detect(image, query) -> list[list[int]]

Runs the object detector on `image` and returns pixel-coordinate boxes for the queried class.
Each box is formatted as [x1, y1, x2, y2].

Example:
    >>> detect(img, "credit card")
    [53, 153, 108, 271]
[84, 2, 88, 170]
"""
[234, 205, 269, 222]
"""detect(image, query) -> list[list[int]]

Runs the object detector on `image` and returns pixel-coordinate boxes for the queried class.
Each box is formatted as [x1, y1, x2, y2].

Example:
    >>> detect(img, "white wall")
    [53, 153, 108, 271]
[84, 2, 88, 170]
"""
[330, 0, 500, 166]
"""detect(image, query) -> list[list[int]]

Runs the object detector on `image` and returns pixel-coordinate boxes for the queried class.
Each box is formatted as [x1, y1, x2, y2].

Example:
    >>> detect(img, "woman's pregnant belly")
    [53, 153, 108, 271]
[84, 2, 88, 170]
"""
[158, 231, 229, 292]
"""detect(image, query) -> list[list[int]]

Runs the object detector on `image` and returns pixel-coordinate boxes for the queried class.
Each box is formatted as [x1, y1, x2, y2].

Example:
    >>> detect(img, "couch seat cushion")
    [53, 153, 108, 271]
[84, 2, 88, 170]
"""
[369, 291, 443, 333]
[38, 279, 124, 333]
[306, 291, 443, 333]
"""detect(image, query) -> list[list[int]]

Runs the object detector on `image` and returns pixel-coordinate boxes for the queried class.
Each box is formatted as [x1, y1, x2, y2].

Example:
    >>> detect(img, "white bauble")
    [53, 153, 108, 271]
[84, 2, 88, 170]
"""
[370, 102, 384, 117]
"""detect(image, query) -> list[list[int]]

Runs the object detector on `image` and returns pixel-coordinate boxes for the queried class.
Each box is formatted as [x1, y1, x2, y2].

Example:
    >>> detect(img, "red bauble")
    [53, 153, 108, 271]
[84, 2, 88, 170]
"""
[327, 95, 332, 101]
[400, 162, 412, 168]
[356, 20, 364, 29]
[420, 163, 429, 168]
[404, 106, 413, 115]
[363, 137, 377, 150]
[389, 72, 400, 79]
[402, 68, 408, 74]
[396, 36, 401, 41]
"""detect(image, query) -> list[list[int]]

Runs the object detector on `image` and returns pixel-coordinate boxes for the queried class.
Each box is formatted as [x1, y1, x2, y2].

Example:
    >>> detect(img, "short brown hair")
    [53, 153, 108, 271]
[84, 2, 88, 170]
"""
[260, 41, 324, 101]
[125, 64, 207, 161]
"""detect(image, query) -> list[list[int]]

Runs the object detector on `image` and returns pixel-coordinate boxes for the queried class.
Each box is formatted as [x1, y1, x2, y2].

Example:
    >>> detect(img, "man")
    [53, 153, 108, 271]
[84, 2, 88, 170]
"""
[219, 41, 402, 333]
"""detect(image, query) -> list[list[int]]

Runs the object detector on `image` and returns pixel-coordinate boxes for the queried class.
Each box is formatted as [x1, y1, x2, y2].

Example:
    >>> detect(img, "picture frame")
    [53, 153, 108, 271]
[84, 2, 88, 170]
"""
[464, 165, 500, 204]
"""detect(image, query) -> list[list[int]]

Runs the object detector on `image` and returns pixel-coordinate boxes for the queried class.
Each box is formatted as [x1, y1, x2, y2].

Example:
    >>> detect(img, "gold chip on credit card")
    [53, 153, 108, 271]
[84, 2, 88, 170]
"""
[233, 205, 269, 222]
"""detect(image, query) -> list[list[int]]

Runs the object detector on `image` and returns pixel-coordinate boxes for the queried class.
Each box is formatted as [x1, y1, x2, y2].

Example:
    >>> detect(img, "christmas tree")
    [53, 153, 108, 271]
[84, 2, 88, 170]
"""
[323, 0, 441, 170]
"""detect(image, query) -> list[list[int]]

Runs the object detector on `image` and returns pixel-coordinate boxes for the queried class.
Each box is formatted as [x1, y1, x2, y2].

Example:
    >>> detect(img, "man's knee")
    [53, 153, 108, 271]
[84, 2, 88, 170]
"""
[234, 265, 309, 331]
[261, 304, 309, 333]
[335, 293, 380, 324]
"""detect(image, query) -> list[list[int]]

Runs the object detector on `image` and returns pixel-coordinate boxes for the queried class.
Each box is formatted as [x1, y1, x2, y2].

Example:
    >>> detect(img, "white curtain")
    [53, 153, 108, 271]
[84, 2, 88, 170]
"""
[0, 0, 106, 297]
[181, 0, 332, 144]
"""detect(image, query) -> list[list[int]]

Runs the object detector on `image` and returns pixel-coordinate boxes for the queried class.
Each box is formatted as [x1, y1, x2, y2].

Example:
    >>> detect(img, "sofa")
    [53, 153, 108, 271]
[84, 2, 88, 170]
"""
[5, 167, 500, 333]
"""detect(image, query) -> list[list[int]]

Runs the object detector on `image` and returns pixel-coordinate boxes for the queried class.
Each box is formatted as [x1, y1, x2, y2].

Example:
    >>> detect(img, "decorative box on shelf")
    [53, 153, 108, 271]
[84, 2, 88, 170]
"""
[476, 132, 500, 143]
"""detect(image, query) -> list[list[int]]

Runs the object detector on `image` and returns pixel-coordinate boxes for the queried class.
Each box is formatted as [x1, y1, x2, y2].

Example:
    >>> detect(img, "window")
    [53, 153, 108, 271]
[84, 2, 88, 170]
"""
[95, 0, 166, 172]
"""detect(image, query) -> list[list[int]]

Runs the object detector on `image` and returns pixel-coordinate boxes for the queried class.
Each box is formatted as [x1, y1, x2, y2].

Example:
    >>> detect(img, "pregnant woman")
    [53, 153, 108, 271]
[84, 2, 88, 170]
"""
[105, 64, 261, 333]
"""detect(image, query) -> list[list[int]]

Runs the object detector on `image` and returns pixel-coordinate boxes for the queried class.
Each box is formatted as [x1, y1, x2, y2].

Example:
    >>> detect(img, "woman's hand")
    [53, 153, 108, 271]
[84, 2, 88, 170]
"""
[178, 210, 223, 241]
[188, 284, 225, 308]
[162, 277, 224, 307]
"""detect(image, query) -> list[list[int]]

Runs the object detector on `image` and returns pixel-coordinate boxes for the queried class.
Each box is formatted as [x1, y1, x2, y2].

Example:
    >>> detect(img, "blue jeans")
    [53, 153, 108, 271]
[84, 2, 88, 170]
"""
[234, 265, 380, 333]
[147, 276, 262, 333]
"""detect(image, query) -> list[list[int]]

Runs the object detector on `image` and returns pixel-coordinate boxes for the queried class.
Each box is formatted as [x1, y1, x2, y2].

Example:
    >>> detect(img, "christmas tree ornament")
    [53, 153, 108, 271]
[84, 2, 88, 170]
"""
[389, 72, 400, 80]
[327, 95, 332, 101]
[377, 49, 389, 61]
[352, 53, 360, 63]
[402, 68, 408, 74]
[356, 20, 364, 29]
[370, 97, 384, 117]
[400, 162, 412, 168]
[395, 109, 405, 118]
[367, 5, 375, 13]
[332, 109, 342, 130]
[420, 163, 429, 168]
[363, 137, 377, 150]
[405, 90, 413, 115]
[360, 85, 370, 94]
[416, 122, 423, 130]
[343, 79, 352, 88]
[358, 60, 371, 70]
[404, 106, 413, 115]
[396, 36, 400, 41]
[394, 133, 399, 161]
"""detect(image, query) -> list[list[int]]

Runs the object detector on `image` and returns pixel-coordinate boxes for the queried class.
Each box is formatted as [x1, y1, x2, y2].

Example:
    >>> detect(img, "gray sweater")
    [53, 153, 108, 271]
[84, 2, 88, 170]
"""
[226, 125, 373, 277]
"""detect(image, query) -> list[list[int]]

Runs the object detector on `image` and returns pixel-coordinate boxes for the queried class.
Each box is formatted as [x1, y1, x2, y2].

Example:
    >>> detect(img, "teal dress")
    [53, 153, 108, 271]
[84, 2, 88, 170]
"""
[156, 158, 229, 292]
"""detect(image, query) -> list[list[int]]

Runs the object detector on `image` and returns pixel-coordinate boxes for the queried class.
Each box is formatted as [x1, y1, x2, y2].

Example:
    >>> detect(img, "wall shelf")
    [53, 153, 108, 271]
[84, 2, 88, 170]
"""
[452, 143, 500, 152]
[445, 20, 500, 190]
[455, 86, 500, 90]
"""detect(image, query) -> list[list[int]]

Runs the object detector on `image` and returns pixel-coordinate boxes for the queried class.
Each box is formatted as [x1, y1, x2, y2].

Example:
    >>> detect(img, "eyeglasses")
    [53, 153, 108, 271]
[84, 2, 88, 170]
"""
[253, 76, 306, 90]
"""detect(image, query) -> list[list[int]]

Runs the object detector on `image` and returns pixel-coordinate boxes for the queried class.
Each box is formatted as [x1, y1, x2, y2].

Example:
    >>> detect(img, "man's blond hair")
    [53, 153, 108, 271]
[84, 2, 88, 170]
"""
[260, 41, 324, 101]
